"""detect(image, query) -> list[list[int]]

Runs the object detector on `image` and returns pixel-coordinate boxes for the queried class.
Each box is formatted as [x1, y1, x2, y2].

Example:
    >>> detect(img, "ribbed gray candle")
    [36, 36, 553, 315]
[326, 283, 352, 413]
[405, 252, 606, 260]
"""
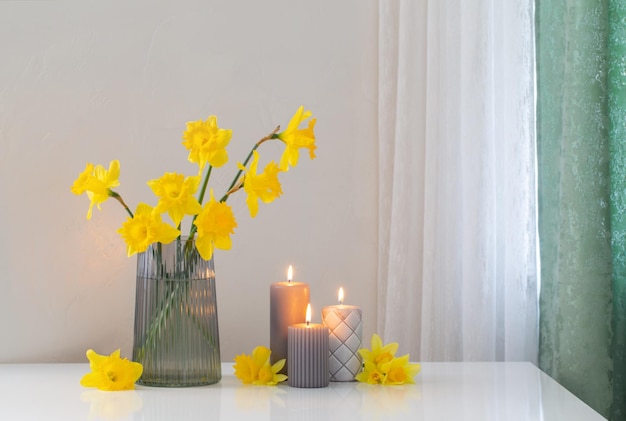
[288, 323, 329, 388]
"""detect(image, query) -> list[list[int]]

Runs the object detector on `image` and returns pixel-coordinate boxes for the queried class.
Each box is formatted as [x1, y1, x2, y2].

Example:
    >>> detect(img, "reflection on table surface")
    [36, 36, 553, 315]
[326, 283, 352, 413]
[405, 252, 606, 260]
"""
[0, 362, 606, 420]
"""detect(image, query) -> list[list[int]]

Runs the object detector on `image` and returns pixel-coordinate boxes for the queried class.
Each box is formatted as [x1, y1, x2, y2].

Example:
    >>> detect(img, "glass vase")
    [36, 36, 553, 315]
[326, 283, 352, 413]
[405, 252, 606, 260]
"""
[132, 237, 221, 387]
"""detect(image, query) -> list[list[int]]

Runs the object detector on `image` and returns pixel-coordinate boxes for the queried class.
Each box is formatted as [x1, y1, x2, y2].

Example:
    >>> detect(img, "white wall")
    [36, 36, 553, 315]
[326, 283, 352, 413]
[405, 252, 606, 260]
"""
[0, 1, 379, 362]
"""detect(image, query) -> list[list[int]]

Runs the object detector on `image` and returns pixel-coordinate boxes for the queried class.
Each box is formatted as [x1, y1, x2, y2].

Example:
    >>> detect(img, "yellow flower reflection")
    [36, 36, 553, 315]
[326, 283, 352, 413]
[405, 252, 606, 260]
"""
[238, 150, 283, 217]
[276, 106, 317, 171]
[233, 346, 287, 385]
[81, 390, 143, 420]
[80, 349, 143, 391]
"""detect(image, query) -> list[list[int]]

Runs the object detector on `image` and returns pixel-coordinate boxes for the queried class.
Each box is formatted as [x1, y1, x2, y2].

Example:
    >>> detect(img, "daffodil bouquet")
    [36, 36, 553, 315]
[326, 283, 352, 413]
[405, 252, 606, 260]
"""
[71, 106, 316, 386]
[71, 105, 316, 258]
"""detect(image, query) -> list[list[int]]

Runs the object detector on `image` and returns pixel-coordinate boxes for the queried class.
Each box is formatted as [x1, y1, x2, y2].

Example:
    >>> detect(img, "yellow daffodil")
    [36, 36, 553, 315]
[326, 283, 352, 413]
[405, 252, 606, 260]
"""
[233, 354, 258, 384]
[72, 110, 318, 264]
[238, 150, 283, 217]
[193, 189, 237, 260]
[117, 203, 180, 256]
[233, 346, 287, 385]
[147, 172, 202, 227]
[276, 106, 317, 171]
[359, 333, 399, 369]
[80, 349, 143, 391]
[380, 354, 421, 385]
[356, 360, 387, 385]
[71, 162, 96, 195]
[182, 116, 232, 170]
[356, 333, 420, 385]
[71, 160, 121, 219]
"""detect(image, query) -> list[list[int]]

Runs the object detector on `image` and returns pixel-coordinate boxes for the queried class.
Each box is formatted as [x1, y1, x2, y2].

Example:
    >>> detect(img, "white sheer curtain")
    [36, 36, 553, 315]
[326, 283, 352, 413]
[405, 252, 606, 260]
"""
[378, 0, 538, 362]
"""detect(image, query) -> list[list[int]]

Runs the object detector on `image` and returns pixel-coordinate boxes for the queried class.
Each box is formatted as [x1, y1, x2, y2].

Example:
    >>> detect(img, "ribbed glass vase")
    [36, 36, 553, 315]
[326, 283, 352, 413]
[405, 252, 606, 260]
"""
[132, 237, 221, 387]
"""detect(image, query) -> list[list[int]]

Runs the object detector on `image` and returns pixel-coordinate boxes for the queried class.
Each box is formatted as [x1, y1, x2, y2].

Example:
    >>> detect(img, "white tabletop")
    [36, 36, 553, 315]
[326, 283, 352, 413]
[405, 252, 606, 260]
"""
[0, 362, 605, 420]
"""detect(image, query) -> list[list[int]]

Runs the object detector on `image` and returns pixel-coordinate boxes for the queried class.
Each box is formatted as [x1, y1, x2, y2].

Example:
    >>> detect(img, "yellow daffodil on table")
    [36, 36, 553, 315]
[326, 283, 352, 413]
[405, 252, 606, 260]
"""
[80, 349, 143, 391]
[71, 105, 316, 261]
[355, 334, 421, 385]
[233, 346, 287, 385]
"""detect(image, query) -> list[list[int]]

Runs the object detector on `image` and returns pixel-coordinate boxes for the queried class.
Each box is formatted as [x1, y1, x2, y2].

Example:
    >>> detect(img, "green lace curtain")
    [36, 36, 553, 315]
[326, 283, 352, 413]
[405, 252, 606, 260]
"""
[536, 1, 626, 419]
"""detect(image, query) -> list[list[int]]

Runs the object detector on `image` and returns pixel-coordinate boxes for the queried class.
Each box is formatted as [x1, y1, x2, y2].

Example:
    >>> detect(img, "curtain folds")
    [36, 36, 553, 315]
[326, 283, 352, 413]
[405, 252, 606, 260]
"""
[378, 0, 538, 363]
[537, 1, 626, 418]
[608, 3, 626, 418]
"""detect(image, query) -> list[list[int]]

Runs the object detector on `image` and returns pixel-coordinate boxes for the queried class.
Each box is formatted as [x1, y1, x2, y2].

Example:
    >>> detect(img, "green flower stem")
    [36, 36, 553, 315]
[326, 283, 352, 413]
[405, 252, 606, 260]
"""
[220, 125, 281, 203]
[109, 190, 134, 218]
[187, 166, 213, 239]
[135, 241, 217, 362]
[197, 165, 213, 206]
[136, 277, 217, 362]
[187, 125, 281, 239]
[135, 280, 181, 362]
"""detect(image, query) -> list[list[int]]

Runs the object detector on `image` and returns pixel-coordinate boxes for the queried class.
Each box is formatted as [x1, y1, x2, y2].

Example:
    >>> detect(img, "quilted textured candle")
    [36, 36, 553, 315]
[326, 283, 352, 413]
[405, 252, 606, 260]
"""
[322, 288, 363, 381]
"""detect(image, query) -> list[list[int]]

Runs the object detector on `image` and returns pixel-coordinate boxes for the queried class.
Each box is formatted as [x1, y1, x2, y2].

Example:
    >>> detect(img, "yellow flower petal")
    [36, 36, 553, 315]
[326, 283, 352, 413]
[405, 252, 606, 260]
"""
[182, 116, 232, 170]
[355, 360, 385, 385]
[234, 354, 258, 384]
[368, 333, 399, 368]
[255, 365, 275, 385]
[251, 345, 271, 368]
[193, 189, 237, 260]
[239, 151, 283, 218]
[232, 346, 287, 386]
[80, 349, 143, 391]
[271, 358, 286, 374]
[147, 172, 202, 227]
[356, 333, 418, 385]
[71, 163, 95, 196]
[71, 160, 121, 220]
[381, 355, 421, 385]
[117, 203, 181, 256]
[276, 106, 317, 171]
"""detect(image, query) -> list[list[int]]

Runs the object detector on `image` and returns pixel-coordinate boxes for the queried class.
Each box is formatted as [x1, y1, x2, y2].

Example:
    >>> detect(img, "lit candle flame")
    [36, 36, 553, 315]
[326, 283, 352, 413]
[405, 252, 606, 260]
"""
[287, 265, 293, 283]
[306, 303, 311, 326]
[338, 287, 344, 305]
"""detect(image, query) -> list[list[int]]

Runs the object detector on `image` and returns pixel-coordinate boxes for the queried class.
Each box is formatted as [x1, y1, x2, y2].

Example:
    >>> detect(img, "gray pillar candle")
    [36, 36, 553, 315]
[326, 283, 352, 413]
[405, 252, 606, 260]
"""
[322, 288, 363, 382]
[270, 265, 310, 374]
[288, 304, 329, 388]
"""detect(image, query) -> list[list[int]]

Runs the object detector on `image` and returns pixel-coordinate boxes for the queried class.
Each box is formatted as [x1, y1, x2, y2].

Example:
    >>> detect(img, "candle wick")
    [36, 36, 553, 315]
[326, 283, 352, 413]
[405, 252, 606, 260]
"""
[339, 299, 343, 305]
[306, 320, 310, 327]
